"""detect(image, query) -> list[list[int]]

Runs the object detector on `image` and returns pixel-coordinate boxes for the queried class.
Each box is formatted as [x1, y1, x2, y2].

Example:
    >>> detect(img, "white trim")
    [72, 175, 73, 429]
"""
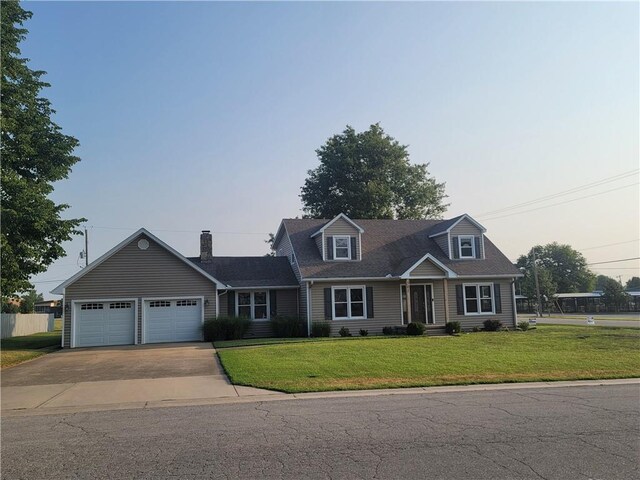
[61, 289, 65, 348]
[400, 283, 436, 325]
[71, 298, 138, 349]
[141, 296, 205, 344]
[302, 276, 396, 282]
[306, 281, 311, 337]
[51, 228, 225, 294]
[400, 253, 457, 279]
[322, 231, 326, 261]
[223, 285, 299, 290]
[331, 285, 367, 320]
[457, 274, 524, 279]
[481, 235, 486, 260]
[358, 231, 362, 261]
[310, 213, 364, 238]
[447, 232, 452, 259]
[462, 283, 495, 316]
[332, 235, 352, 261]
[458, 235, 476, 259]
[234, 290, 270, 322]
[511, 279, 518, 327]
[428, 214, 487, 238]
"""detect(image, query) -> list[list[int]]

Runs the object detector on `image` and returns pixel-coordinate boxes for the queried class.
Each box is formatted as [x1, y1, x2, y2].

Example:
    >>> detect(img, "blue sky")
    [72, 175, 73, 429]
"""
[21, 1, 639, 294]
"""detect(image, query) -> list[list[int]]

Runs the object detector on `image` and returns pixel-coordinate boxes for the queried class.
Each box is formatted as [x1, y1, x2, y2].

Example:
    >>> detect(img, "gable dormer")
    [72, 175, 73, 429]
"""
[429, 214, 486, 260]
[310, 213, 364, 261]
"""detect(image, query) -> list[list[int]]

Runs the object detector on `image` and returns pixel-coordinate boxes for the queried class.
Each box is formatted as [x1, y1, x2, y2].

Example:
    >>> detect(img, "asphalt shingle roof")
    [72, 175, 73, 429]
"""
[282, 218, 520, 279]
[188, 256, 299, 288]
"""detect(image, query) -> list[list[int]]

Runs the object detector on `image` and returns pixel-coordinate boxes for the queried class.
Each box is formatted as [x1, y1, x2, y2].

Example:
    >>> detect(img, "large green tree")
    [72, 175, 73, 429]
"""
[1, 1, 85, 298]
[626, 276, 640, 291]
[600, 277, 627, 312]
[301, 124, 448, 219]
[516, 243, 595, 294]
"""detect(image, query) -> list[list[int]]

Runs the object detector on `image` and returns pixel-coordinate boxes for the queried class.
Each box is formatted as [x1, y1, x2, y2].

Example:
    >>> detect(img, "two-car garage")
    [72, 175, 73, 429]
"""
[72, 298, 204, 348]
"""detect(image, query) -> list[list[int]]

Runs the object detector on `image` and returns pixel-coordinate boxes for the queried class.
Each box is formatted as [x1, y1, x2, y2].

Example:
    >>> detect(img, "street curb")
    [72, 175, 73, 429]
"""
[3, 377, 639, 418]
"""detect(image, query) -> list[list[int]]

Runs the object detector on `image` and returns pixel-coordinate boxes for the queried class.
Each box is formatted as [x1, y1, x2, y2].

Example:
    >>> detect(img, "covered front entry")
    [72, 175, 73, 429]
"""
[402, 284, 435, 324]
[143, 298, 203, 344]
[74, 300, 136, 348]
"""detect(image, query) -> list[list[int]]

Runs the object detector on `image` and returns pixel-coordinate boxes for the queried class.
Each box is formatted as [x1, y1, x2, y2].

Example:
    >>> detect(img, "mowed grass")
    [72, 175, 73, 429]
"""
[216, 325, 640, 393]
[1, 320, 62, 369]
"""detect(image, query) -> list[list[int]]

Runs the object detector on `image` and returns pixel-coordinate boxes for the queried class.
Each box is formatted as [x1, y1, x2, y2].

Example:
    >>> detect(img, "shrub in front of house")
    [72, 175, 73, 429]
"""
[483, 319, 503, 332]
[359, 329, 368, 337]
[406, 322, 426, 336]
[311, 322, 331, 337]
[517, 321, 530, 331]
[270, 316, 306, 338]
[203, 316, 251, 341]
[339, 326, 351, 337]
[445, 321, 461, 335]
[472, 326, 481, 332]
[382, 326, 394, 336]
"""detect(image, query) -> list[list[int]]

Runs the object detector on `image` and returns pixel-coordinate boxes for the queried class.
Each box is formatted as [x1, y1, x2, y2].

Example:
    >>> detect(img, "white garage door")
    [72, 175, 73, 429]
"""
[144, 298, 203, 343]
[75, 301, 135, 348]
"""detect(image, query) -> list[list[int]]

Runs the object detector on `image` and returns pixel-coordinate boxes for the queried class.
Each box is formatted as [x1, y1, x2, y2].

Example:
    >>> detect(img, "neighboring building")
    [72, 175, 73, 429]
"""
[553, 291, 640, 314]
[52, 213, 522, 348]
[34, 300, 62, 317]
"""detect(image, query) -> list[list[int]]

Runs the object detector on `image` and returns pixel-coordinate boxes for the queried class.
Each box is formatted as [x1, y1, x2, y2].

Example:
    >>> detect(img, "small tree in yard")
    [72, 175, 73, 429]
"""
[601, 278, 628, 312]
[19, 289, 43, 313]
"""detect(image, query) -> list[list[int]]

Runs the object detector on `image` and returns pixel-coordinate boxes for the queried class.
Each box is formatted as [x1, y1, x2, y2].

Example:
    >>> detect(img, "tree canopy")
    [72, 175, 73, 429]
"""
[516, 243, 595, 295]
[598, 276, 627, 312]
[1, 1, 85, 298]
[626, 276, 640, 291]
[300, 124, 448, 219]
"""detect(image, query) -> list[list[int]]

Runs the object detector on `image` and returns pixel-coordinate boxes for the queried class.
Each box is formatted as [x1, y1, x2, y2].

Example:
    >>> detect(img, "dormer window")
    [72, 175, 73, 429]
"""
[459, 236, 475, 259]
[333, 236, 351, 260]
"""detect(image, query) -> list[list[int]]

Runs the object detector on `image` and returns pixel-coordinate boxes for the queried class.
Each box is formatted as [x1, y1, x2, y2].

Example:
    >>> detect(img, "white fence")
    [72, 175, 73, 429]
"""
[1, 313, 55, 339]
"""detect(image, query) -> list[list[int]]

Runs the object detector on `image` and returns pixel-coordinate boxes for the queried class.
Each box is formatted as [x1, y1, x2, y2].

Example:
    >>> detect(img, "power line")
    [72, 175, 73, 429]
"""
[475, 169, 638, 218]
[591, 268, 640, 270]
[88, 226, 270, 235]
[587, 257, 640, 266]
[580, 239, 640, 251]
[480, 182, 638, 222]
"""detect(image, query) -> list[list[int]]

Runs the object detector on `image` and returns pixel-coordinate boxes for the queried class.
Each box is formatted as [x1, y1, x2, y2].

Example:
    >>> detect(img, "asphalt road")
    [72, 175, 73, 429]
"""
[2, 384, 639, 479]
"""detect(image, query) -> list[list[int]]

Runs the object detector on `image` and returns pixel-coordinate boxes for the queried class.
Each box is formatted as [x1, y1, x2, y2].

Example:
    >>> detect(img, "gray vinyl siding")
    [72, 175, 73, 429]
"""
[450, 219, 484, 259]
[275, 232, 302, 281]
[410, 260, 446, 277]
[324, 218, 361, 260]
[63, 233, 217, 348]
[314, 235, 323, 258]
[310, 280, 402, 335]
[447, 278, 516, 330]
[276, 289, 298, 316]
[433, 234, 450, 258]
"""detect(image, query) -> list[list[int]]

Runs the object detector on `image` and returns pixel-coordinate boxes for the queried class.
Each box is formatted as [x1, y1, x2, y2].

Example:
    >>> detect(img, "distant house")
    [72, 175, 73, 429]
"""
[52, 213, 522, 348]
[34, 300, 62, 317]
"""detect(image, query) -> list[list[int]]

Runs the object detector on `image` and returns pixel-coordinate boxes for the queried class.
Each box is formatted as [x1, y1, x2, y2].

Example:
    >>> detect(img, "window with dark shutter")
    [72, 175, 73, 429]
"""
[324, 288, 332, 319]
[269, 290, 277, 317]
[455, 284, 464, 314]
[227, 293, 235, 317]
[452, 236, 460, 259]
[475, 237, 481, 258]
[326, 237, 334, 260]
[350, 237, 357, 260]
[366, 286, 374, 318]
[494, 283, 502, 313]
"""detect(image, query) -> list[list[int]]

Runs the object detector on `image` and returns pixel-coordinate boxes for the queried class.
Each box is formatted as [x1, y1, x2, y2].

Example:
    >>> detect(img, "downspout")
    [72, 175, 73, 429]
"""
[511, 279, 518, 328]
[217, 289, 228, 318]
[306, 281, 312, 337]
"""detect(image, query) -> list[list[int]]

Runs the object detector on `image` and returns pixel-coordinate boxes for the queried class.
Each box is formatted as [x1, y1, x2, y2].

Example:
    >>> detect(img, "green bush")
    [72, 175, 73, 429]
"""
[472, 326, 481, 333]
[382, 326, 394, 336]
[483, 319, 503, 332]
[311, 322, 331, 337]
[517, 321, 530, 331]
[359, 329, 368, 337]
[270, 316, 306, 338]
[406, 322, 426, 336]
[339, 326, 351, 337]
[203, 316, 251, 341]
[445, 321, 461, 335]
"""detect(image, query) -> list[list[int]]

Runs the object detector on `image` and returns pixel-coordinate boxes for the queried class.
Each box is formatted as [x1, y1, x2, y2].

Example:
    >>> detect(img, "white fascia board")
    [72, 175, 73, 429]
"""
[310, 213, 364, 238]
[51, 227, 225, 294]
[273, 220, 287, 249]
[428, 214, 487, 238]
[455, 274, 524, 279]
[301, 276, 397, 282]
[222, 285, 301, 290]
[399, 253, 457, 279]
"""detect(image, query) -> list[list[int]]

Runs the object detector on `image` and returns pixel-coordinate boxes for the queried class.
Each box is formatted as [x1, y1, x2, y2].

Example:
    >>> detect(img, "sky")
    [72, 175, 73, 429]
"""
[18, 1, 639, 296]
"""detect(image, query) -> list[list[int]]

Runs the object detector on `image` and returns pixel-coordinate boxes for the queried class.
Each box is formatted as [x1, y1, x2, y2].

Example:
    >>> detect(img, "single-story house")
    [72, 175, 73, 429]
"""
[52, 213, 522, 348]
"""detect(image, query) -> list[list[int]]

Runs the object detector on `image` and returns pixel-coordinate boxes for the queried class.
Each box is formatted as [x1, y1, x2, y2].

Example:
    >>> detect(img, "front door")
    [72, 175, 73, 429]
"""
[404, 285, 435, 324]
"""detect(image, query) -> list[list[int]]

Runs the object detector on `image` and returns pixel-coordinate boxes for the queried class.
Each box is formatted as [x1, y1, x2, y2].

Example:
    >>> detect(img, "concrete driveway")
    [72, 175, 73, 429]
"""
[1, 343, 275, 413]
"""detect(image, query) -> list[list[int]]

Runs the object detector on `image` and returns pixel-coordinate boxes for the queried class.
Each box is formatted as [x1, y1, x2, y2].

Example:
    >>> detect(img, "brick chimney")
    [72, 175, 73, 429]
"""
[200, 230, 213, 262]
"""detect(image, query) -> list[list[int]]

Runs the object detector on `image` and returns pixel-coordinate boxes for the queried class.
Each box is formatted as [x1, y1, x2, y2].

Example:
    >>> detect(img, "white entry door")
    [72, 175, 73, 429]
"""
[75, 301, 135, 348]
[144, 298, 203, 343]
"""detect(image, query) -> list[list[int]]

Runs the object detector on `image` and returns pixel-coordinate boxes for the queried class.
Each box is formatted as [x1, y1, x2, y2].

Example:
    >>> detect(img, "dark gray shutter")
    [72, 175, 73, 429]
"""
[350, 237, 357, 260]
[474, 237, 481, 258]
[452, 236, 460, 259]
[269, 290, 277, 317]
[326, 237, 334, 260]
[494, 283, 502, 313]
[227, 292, 235, 317]
[324, 288, 332, 319]
[455, 284, 464, 315]
[366, 286, 374, 318]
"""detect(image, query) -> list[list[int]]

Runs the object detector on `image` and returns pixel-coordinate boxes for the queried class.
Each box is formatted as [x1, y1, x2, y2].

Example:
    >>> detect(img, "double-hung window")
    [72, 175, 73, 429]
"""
[463, 284, 494, 314]
[332, 286, 365, 319]
[236, 291, 269, 320]
[459, 236, 475, 258]
[333, 236, 351, 260]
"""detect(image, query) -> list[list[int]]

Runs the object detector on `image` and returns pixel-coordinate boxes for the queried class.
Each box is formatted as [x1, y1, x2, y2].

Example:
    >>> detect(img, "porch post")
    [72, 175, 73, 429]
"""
[443, 278, 450, 323]
[405, 278, 412, 323]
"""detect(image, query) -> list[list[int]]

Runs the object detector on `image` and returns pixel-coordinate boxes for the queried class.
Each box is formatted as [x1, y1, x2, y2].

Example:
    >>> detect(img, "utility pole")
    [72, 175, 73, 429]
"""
[532, 247, 542, 317]
[84, 228, 89, 266]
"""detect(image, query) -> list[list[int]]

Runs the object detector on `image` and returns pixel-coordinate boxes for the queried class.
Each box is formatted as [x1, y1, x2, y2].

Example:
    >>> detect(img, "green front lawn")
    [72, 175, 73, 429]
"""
[1, 325, 62, 369]
[216, 325, 640, 393]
